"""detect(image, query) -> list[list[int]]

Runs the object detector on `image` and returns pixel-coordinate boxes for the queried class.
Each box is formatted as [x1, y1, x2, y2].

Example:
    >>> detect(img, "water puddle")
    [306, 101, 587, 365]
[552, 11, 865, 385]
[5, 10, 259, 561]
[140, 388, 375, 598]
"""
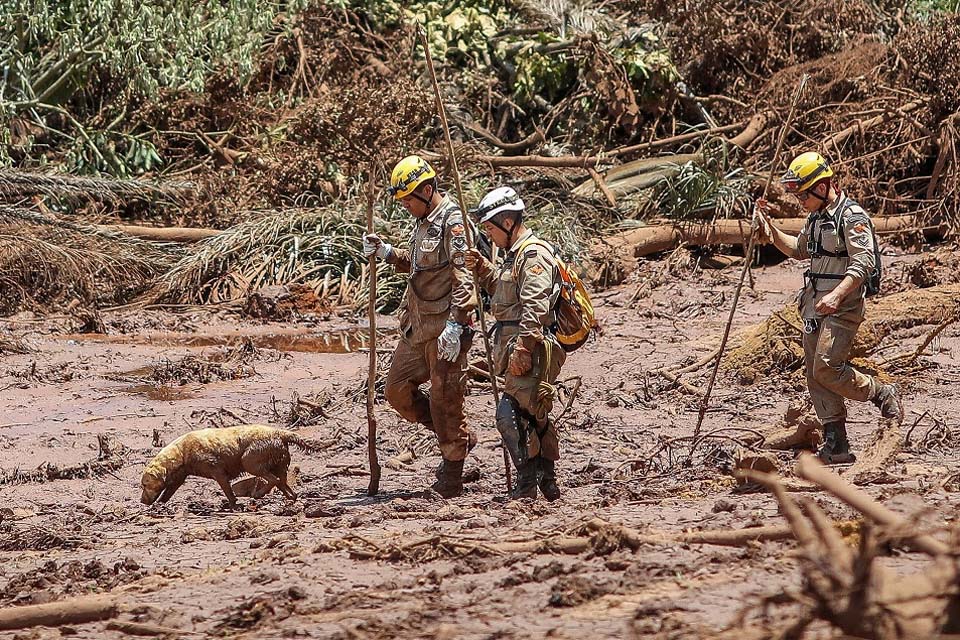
[59, 328, 394, 354]
[123, 383, 196, 401]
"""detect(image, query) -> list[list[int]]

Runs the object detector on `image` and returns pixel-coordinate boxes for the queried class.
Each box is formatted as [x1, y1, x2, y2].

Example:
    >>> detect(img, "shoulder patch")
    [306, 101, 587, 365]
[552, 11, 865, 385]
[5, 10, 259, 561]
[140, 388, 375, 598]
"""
[852, 222, 867, 234]
[845, 210, 869, 225]
[524, 249, 538, 259]
[450, 223, 465, 236]
[529, 263, 545, 276]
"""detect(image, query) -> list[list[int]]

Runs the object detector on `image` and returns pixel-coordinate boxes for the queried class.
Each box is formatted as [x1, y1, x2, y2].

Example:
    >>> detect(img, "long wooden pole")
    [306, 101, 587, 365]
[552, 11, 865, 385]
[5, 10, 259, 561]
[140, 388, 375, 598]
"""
[417, 25, 511, 492]
[692, 74, 809, 450]
[366, 168, 382, 496]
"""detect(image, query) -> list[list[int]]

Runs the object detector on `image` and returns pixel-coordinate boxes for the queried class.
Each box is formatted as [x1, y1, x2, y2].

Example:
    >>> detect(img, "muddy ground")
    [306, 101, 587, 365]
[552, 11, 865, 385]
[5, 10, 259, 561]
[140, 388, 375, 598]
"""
[1, 249, 958, 640]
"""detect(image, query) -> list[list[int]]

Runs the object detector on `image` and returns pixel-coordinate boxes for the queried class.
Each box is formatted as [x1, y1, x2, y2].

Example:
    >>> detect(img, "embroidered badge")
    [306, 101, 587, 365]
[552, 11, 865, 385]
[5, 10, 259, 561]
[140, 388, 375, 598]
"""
[452, 236, 467, 251]
[529, 263, 545, 276]
[420, 238, 441, 253]
[853, 222, 867, 233]
[450, 223, 465, 236]
[452, 254, 465, 267]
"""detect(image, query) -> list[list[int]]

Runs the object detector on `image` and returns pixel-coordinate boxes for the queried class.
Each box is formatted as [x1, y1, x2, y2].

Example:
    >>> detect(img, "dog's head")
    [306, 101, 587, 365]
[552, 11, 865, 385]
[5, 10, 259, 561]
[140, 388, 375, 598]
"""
[140, 468, 166, 505]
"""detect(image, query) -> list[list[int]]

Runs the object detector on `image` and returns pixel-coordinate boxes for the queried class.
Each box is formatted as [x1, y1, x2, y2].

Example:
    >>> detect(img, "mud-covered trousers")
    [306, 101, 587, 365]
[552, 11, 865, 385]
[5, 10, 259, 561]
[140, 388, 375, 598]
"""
[802, 313, 880, 425]
[501, 338, 566, 461]
[384, 332, 475, 461]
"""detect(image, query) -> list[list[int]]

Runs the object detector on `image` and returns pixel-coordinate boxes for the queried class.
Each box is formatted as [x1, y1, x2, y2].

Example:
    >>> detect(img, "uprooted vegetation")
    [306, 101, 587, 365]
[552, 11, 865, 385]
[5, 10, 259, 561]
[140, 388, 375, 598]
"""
[0, 0, 958, 314]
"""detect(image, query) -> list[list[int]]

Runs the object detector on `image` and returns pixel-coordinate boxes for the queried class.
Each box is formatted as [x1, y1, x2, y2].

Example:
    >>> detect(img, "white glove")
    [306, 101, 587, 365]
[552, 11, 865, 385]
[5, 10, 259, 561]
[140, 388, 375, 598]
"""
[437, 320, 464, 362]
[363, 234, 392, 260]
[752, 200, 774, 246]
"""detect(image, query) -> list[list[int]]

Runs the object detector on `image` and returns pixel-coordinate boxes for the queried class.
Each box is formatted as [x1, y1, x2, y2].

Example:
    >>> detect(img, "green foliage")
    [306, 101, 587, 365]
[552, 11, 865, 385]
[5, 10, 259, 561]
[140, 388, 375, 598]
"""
[332, 0, 508, 63]
[909, 0, 960, 17]
[1, 0, 307, 100]
[511, 41, 576, 107]
[653, 144, 753, 221]
[615, 33, 680, 101]
[0, 0, 308, 174]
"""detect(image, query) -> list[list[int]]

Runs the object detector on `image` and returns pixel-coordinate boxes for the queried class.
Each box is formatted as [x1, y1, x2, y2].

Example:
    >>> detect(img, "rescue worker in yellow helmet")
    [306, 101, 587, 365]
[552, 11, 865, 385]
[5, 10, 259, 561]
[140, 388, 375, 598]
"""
[363, 155, 477, 497]
[464, 187, 566, 500]
[755, 152, 903, 464]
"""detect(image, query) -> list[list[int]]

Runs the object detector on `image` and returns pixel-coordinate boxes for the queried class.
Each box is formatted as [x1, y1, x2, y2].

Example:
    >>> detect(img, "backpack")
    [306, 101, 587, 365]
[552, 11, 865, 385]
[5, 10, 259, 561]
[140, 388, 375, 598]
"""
[514, 238, 597, 352]
[808, 198, 882, 297]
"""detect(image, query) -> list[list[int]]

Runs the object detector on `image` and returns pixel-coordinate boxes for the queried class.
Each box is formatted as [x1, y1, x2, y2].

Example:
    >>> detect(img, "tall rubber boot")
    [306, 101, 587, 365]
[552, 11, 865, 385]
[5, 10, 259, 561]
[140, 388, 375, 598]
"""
[817, 421, 855, 464]
[509, 460, 538, 500]
[431, 459, 464, 498]
[537, 457, 560, 502]
[871, 384, 904, 422]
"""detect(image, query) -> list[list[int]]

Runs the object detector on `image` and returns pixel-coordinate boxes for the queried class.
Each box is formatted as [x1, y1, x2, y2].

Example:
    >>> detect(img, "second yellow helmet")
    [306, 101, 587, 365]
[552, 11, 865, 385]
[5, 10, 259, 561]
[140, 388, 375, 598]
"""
[389, 155, 436, 200]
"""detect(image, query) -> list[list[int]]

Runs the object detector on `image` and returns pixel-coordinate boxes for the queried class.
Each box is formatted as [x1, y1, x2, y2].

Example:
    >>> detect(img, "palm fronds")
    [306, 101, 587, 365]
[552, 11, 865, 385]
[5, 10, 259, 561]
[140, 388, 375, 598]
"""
[0, 207, 180, 313]
[652, 142, 755, 222]
[0, 169, 189, 203]
[152, 207, 407, 310]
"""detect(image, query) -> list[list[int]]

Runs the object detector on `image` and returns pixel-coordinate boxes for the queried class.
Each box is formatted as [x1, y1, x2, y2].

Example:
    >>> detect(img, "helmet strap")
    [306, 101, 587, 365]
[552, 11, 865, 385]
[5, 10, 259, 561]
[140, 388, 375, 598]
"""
[492, 211, 522, 246]
[410, 184, 433, 209]
[807, 179, 831, 211]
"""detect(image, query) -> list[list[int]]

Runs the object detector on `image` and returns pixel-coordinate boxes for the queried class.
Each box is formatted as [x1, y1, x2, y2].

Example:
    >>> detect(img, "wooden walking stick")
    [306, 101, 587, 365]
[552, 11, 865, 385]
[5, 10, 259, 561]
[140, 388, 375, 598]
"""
[417, 24, 512, 492]
[366, 168, 382, 496]
[692, 74, 809, 450]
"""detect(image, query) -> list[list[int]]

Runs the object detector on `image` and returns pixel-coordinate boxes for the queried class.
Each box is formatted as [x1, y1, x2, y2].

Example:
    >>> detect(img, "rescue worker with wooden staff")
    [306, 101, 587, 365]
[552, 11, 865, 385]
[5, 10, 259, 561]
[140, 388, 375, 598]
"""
[464, 187, 566, 500]
[755, 152, 904, 463]
[362, 155, 478, 497]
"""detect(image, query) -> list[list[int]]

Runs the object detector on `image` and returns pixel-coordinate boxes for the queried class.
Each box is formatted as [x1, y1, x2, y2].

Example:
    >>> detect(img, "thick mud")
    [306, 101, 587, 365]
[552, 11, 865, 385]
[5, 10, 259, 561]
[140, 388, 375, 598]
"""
[1, 253, 958, 639]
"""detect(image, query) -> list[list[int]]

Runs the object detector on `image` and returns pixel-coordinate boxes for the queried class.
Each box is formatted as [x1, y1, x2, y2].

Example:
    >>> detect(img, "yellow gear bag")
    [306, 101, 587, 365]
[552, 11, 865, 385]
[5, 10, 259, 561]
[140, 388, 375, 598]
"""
[514, 238, 597, 353]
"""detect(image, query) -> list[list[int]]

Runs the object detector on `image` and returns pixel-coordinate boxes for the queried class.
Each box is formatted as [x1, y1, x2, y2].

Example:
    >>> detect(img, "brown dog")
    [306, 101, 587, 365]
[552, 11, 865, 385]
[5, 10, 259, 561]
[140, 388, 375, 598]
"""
[141, 424, 323, 507]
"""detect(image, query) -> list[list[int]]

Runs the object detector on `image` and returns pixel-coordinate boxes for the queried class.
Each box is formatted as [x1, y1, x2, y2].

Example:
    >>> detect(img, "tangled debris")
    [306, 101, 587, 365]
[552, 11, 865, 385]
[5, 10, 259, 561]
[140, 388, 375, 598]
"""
[0, 435, 126, 486]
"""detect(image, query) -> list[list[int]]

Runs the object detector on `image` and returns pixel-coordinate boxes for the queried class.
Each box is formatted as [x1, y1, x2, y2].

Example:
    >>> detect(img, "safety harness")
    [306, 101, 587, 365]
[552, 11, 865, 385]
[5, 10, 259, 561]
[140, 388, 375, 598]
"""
[803, 196, 881, 297]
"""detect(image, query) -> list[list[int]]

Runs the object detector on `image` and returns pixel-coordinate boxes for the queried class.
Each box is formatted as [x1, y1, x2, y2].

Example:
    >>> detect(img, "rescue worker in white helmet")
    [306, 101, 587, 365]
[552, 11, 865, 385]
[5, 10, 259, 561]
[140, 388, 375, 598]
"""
[463, 186, 566, 500]
[755, 151, 903, 464]
[363, 155, 477, 497]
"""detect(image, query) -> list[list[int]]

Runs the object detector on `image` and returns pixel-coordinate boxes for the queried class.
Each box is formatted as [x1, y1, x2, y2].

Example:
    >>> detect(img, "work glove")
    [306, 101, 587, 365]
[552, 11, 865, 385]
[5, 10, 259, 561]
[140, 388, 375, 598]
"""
[363, 233, 392, 260]
[463, 248, 482, 270]
[508, 342, 533, 377]
[437, 320, 464, 362]
[752, 199, 774, 246]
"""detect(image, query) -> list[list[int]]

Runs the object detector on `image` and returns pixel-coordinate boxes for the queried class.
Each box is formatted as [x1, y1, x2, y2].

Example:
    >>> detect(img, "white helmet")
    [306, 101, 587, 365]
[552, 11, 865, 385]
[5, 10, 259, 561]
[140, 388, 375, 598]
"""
[474, 186, 524, 224]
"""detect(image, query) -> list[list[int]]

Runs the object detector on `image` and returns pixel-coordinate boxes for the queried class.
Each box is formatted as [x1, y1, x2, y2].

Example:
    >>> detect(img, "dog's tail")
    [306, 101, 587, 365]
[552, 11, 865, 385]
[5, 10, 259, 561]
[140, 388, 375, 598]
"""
[279, 430, 331, 454]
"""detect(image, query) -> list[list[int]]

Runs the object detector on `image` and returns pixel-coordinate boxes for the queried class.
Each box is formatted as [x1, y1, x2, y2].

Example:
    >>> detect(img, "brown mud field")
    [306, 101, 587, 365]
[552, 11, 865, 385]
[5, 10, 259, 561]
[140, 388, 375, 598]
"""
[1, 250, 958, 639]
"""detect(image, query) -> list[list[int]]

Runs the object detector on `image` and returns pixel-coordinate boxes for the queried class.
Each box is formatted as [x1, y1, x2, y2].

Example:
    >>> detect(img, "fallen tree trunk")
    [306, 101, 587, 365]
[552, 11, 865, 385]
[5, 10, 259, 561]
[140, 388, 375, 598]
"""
[593, 214, 943, 261]
[0, 596, 118, 631]
[423, 113, 768, 171]
[573, 111, 774, 200]
[102, 224, 219, 243]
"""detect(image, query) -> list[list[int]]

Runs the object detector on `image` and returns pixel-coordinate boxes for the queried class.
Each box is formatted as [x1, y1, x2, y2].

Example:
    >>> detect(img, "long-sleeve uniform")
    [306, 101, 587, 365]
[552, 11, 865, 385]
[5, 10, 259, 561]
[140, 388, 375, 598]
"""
[383, 195, 477, 461]
[795, 192, 880, 425]
[474, 230, 565, 464]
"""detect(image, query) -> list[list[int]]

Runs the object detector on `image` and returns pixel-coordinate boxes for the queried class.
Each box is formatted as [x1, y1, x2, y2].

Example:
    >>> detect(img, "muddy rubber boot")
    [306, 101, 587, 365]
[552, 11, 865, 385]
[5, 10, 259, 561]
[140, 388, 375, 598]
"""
[509, 461, 538, 500]
[537, 457, 560, 502]
[871, 384, 904, 422]
[817, 421, 855, 465]
[431, 459, 464, 498]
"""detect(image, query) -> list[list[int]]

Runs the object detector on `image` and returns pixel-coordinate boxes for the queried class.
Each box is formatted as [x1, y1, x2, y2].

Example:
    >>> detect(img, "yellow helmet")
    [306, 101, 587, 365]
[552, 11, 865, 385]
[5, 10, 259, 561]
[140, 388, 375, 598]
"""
[389, 155, 436, 200]
[780, 152, 833, 193]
